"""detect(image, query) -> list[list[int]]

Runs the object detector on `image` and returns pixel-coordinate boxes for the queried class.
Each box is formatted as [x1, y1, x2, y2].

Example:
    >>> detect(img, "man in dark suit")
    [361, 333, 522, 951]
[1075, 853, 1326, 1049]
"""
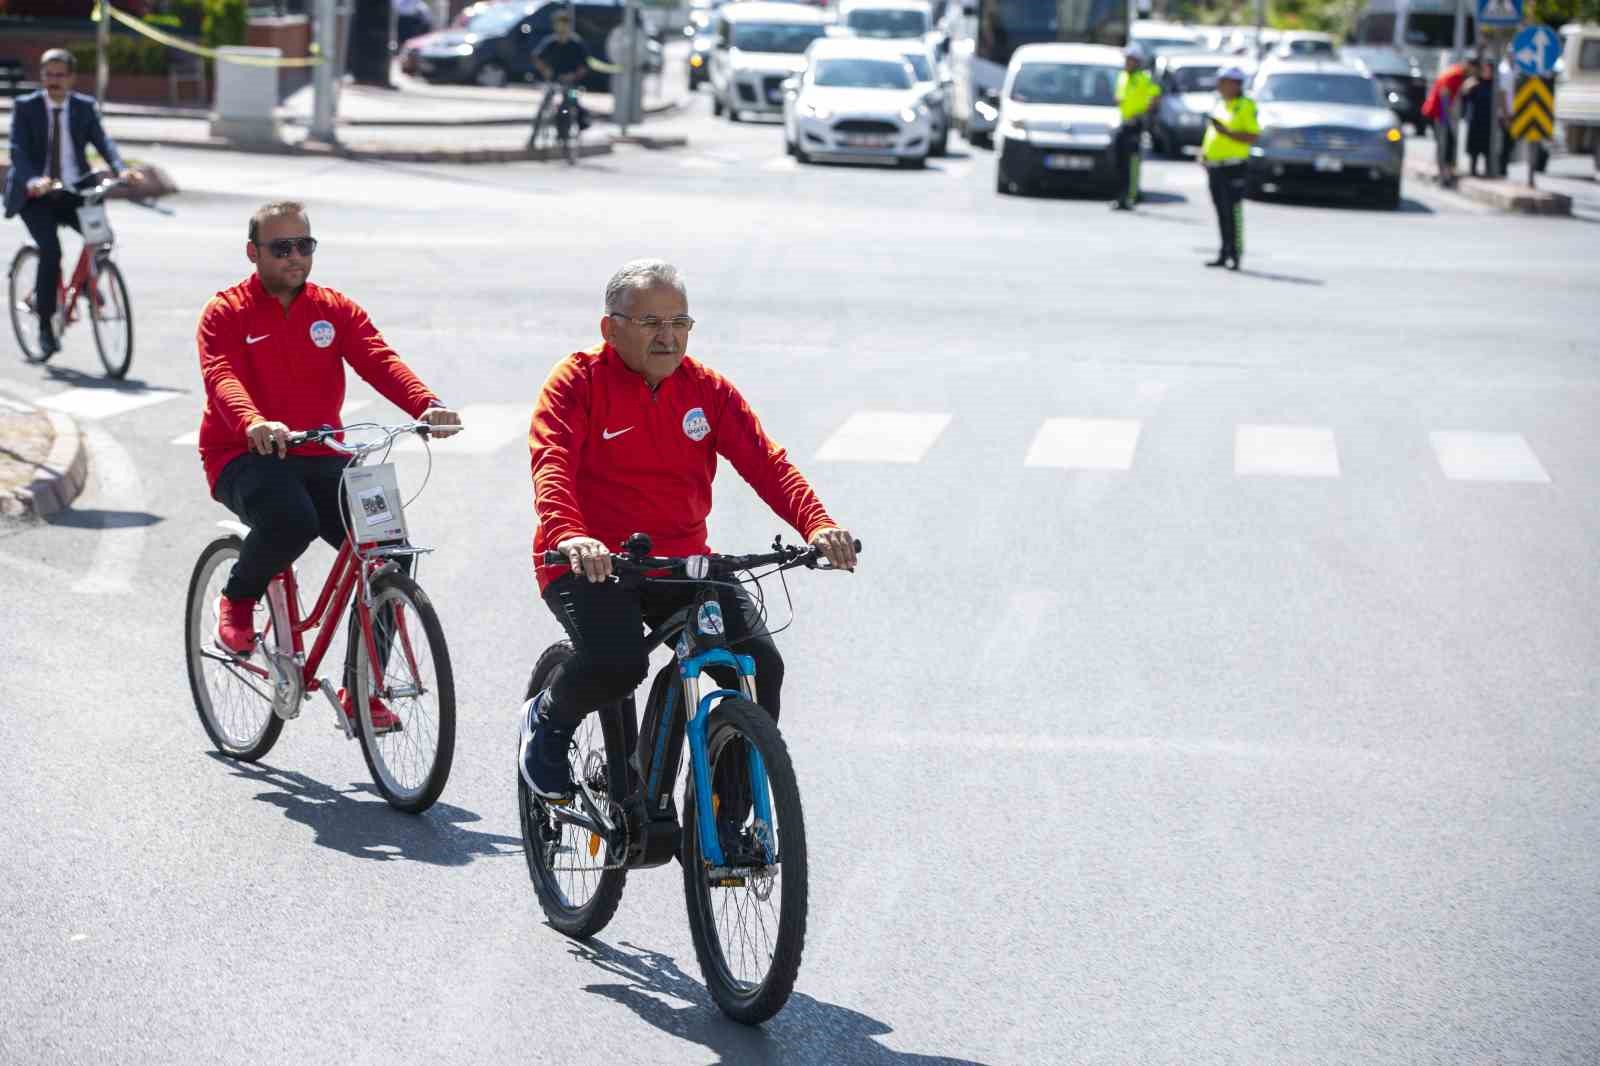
[3, 48, 136, 355]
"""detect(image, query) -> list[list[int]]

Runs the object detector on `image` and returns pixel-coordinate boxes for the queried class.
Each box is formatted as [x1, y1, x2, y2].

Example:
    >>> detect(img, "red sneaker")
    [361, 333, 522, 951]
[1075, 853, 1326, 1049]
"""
[214, 595, 257, 656]
[337, 687, 403, 734]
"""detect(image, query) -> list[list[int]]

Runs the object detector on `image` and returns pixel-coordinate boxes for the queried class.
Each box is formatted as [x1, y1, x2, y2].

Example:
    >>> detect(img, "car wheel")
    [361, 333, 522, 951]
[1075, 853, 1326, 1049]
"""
[795, 145, 811, 164]
[474, 61, 507, 88]
[968, 129, 992, 150]
[712, 94, 724, 116]
[932, 128, 949, 157]
[995, 169, 1013, 195]
[1378, 178, 1402, 210]
[899, 154, 927, 170]
[728, 106, 741, 123]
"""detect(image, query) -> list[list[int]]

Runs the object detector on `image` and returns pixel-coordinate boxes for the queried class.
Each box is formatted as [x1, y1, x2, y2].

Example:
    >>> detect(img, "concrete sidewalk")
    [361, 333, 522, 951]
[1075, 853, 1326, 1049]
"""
[0, 394, 86, 520]
[1401, 134, 1577, 216]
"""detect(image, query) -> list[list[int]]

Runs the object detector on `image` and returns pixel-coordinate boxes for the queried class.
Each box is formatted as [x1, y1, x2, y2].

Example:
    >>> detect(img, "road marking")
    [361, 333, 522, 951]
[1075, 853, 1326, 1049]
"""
[1024, 417, 1142, 471]
[393, 402, 529, 455]
[815, 411, 951, 463]
[72, 422, 148, 595]
[1234, 424, 1341, 478]
[170, 399, 371, 447]
[1429, 431, 1550, 483]
[1134, 381, 1168, 409]
[38, 386, 183, 421]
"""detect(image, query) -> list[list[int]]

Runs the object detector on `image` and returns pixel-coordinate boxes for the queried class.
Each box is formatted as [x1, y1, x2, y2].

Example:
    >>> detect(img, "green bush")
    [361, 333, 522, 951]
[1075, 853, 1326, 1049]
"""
[67, 36, 171, 76]
[201, 0, 246, 49]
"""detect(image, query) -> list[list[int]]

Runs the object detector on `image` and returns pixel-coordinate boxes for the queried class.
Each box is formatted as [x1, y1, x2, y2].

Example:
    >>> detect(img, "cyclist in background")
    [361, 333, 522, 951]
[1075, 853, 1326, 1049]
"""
[196, 201, 460, 721]
[531, 11, 593, 137]
[518, 258, 858, 803]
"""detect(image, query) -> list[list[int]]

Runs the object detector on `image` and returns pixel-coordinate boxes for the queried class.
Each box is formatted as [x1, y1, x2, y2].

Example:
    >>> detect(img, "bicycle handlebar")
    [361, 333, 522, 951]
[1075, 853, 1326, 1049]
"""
[541, 535, 862, 575]
[285, 420, 441, 455]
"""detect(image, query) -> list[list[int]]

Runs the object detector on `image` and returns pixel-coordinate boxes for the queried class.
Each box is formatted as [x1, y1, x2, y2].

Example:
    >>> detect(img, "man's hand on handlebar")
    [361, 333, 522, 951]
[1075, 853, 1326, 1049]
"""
[25, 177, 60, 198]
[809, 527, 858, 571]
[557, 535, 614, 583]
[421, 406, 463, 437]
[246, 419, 293, 458]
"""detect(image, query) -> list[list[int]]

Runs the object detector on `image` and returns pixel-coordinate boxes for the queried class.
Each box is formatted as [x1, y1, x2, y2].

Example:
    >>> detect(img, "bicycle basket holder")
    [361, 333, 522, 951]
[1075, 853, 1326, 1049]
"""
[76, 203, 114, 246]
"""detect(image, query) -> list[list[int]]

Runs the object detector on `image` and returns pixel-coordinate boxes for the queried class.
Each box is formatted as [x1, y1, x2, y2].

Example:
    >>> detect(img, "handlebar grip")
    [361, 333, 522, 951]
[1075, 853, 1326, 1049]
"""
[285, 431, 312, 447]
[542, 550, 569, 565]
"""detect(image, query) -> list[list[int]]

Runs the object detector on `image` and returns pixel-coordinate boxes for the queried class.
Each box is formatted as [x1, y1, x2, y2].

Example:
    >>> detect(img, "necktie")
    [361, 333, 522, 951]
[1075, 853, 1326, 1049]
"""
[47, 106, 63, 182]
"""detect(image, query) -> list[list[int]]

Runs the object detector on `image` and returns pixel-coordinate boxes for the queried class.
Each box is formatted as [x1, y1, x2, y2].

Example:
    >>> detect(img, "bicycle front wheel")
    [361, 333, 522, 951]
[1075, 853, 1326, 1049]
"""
[185, 535, 283, 760]
[8, 246, 49, 364]
[682, 697, 808, 1025]
[89, 257, 132, 379]
[518, 640, 629, 938]
[351, 570, 456, 813]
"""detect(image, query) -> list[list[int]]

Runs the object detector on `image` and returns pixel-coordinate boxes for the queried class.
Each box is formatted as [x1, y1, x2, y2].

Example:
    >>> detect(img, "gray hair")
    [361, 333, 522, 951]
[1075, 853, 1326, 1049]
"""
[41, 48, 77, 73]
[604, 259, 686, 315]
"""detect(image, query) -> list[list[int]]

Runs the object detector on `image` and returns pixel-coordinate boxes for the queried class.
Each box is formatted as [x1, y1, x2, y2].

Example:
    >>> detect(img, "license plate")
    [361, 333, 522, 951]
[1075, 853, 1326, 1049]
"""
[1044, 154, 1093, 171]
[842, 135, 892, 148]
[1313, 154, 1344, 173]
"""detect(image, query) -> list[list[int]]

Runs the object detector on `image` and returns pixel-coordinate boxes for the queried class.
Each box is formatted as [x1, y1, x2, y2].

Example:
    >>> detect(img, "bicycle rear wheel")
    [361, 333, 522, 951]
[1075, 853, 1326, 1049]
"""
[89, 257, 132, 379]
[8, 246, 50, 364]
[185, 535, 283, 760]
[682, 697, 808, 1025]
[350, 570, 456, 813]
[530, 91, 557, 151]
[518, 640, 629, 938]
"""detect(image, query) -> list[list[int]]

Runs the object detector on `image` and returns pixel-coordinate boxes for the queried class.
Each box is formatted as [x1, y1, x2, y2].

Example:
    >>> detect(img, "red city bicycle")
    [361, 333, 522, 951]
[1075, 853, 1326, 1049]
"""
[183, 422, 457, 813]
[7, 174, 133, 378]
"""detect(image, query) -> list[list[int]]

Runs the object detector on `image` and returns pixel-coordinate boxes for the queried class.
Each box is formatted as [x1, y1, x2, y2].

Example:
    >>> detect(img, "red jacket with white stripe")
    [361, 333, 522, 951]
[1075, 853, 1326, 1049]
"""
[196, 275, 441, 494]
[529, 344, 835, 591]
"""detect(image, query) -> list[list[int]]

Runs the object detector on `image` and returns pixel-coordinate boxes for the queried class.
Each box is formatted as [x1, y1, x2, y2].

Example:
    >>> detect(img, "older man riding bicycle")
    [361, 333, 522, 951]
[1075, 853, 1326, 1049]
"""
[518, 258, 857, 803]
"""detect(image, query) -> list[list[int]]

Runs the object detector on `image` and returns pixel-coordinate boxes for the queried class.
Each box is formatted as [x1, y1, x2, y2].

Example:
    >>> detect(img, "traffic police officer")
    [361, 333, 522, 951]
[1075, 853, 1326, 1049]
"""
[1111, 46, 1161, 211]
[1199, 65, 1259, 270]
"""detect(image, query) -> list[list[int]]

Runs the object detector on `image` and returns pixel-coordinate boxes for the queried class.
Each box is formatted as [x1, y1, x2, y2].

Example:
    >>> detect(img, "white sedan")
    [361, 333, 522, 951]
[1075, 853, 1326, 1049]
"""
[783, 38, 935, 167]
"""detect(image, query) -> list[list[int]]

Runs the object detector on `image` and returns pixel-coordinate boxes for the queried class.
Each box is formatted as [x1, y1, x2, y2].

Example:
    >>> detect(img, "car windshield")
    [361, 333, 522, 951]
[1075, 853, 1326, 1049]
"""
[732, 22, 827, 52]
[1404, 13, 1474, 48]
[1134, 35, 1201, 55]
[846, 8, 929, 38]
[1258, 73, 1381, 106]
[467, 5, 523, 35]
[1280, 38, 1335, 57]
[813, 57, 913, 88]
[1168, 64, 1219, 92]
[902, 52, 933, 79]
[1009, 63, 1118, 105]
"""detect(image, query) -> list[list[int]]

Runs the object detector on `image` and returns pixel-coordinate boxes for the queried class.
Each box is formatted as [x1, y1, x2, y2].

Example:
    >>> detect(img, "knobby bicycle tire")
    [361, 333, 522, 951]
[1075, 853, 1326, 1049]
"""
[682, 697, 808, 1025]
[519, 640, 629, 938]
[350, 570, 456, 813]
[185, 534, 284, 761]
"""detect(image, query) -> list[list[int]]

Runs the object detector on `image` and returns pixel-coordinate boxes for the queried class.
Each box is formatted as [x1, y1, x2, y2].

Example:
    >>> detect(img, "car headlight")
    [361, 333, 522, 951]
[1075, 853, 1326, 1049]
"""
[453, 43, 475, 56]
[1384, 127, 1402, 143]
[690, 54, 703, 68]
[1178, 112, 1202, 126]
[999, 116, 1027, 141]
[900, 106, 923, 123]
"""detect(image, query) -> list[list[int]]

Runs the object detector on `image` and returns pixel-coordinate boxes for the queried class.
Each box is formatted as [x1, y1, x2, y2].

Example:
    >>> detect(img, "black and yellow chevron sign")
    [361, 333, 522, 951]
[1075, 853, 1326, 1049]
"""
[1511, 77, 1555, 142]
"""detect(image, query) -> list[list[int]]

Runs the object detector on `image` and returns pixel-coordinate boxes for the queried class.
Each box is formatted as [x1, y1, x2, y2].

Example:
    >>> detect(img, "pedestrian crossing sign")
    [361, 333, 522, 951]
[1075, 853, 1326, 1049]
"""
[1476, 0, 1522, 26]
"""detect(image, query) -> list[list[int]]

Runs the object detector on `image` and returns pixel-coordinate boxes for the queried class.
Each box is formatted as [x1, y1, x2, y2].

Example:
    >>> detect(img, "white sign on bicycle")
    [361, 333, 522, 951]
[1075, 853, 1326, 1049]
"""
[343, 464, 408, 543]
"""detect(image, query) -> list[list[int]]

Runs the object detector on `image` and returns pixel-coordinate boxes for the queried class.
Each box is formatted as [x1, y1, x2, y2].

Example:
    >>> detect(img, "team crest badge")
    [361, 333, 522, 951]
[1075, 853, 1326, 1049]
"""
[309, 320, 336, 349]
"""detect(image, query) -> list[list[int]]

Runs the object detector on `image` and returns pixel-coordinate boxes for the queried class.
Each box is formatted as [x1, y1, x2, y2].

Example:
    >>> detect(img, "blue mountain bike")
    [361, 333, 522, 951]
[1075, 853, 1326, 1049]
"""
[517, 533, 858, 1024]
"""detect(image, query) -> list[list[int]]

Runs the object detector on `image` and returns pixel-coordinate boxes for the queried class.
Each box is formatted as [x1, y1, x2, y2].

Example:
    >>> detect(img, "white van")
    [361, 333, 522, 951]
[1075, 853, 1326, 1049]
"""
[994, 42, 1124, 196]
[1349, 0, 1473, 76]
[1556, 22, 1600, 172]
[710, 2, 833, 121]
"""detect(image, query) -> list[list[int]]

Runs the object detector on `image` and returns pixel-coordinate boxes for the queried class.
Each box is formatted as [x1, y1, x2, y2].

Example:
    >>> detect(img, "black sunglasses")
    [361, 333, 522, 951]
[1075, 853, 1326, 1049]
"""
[257, 237, 318, 258]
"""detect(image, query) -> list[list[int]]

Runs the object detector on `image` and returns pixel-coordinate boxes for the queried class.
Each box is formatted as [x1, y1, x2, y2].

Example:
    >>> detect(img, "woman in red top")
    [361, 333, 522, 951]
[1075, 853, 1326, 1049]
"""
[197, 202, 460, 661]
[518, 258, 857, 801]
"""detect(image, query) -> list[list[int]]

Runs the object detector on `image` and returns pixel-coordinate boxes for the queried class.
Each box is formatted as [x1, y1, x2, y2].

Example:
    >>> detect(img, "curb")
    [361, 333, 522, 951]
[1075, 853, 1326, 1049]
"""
[0, 409, 88, 520]
[277, 92, 688, 128]
[105, 134, 620, 165]
[1402, 160, 1573, 215]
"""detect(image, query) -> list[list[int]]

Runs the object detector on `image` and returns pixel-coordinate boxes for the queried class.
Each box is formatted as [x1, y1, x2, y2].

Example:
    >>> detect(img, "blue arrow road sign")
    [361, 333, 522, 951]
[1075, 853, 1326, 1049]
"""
[1477, 0, 1523, 26]
[1511, 24, 1562, 76]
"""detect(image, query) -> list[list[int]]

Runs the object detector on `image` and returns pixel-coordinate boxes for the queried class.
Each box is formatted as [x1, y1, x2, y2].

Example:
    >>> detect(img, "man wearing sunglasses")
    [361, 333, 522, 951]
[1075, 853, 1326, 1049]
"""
[518, 258, 858, 804]
[195, 202, 461, 725]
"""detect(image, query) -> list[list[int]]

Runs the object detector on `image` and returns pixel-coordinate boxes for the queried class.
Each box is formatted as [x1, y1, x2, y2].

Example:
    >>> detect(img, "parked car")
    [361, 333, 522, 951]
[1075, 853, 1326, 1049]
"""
[1346, 46, 1427, 133]
[1129, 19, 1206, 59]
[711, 1, 833, 121]
[994, 42, 1124, 196]
[400, 0, 512, 75]
[836, 0, 932, 42]
[1554, 22, 1600, 173]
[1151, 52, 1224, 158]
[782, 36, 935, 165]
[1247, 60, 1405, 208]
[412, 0, 657, 89]
[899, 39, 952, 155]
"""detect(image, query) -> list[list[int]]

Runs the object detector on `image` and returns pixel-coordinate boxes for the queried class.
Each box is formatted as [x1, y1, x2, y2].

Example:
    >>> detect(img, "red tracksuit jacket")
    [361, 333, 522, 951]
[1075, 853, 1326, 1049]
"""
[529, 344, 834, 591]
[196, 274, 441, 494]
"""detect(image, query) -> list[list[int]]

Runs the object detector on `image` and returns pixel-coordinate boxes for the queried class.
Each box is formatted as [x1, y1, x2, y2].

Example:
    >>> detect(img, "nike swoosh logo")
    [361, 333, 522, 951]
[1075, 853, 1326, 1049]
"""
[245, 334, 270, 344]
[601, 427, 634, 441]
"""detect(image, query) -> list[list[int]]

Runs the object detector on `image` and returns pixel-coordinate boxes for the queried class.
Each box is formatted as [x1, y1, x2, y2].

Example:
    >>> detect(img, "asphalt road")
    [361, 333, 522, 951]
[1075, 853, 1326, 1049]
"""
[2, 93, 1598, 1065]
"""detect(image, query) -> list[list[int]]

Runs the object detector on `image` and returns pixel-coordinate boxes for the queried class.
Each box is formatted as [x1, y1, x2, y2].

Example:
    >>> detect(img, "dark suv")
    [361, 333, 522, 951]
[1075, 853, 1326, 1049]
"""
[412, 0, 657, 89]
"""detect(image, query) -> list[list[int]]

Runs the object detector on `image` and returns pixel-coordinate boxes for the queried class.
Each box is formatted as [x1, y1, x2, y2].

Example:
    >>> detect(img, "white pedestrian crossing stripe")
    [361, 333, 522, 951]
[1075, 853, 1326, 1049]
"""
[1025, 418, 1142, 471]
[1234, 424, 1341, 479]
[1429, 431, 1550, 483]
[816, 411, 951, 464]
[393, 402, 529, 456]
[39, 386, 182, 420]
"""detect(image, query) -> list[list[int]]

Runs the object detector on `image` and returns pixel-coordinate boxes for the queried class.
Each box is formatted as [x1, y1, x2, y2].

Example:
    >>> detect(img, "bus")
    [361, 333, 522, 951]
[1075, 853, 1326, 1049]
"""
[947, 0, 1127, 146]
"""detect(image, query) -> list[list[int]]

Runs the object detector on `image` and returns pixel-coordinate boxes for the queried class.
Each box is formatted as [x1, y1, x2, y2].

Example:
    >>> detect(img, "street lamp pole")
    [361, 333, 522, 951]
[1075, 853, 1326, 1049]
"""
[311, 0, 338, 143]
[96, 0, 111, 104]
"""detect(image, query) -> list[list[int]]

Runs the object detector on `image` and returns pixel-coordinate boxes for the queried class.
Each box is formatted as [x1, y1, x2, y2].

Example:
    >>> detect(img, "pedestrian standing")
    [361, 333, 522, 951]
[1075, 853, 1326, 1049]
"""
[1111, 46, 1161, 211]
[1199, 66, 1258, 272]
[1462, 57, 1495, 177]
[1422, 59, 1470, 187]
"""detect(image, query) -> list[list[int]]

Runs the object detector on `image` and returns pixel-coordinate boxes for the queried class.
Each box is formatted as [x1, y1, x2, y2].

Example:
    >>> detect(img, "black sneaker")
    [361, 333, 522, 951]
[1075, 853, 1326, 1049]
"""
[38, 317, 60, 356]
[518, 691, 575, 801]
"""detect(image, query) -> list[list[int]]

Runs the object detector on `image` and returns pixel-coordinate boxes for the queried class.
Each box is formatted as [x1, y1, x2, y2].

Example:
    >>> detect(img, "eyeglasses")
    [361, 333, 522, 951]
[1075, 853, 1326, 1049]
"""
[257, 237, 318, 258]
[610, 313, 695, 333]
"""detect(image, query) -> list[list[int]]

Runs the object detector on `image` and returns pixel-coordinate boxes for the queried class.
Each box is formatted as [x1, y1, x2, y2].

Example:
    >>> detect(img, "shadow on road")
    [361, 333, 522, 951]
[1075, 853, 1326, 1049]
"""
[569, 938, 991, 1066]
[1235, 267, 1326, 286]
[213, 754, 522, 864]
[47, 507, 162, 529]
[40, 365, 178, 393]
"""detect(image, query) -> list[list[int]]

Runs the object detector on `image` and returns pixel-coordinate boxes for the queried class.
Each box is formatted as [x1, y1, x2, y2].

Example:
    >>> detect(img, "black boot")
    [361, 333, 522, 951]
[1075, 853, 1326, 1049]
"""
[1205, 254, 1228, 268]
[38, 316, 59, 356]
